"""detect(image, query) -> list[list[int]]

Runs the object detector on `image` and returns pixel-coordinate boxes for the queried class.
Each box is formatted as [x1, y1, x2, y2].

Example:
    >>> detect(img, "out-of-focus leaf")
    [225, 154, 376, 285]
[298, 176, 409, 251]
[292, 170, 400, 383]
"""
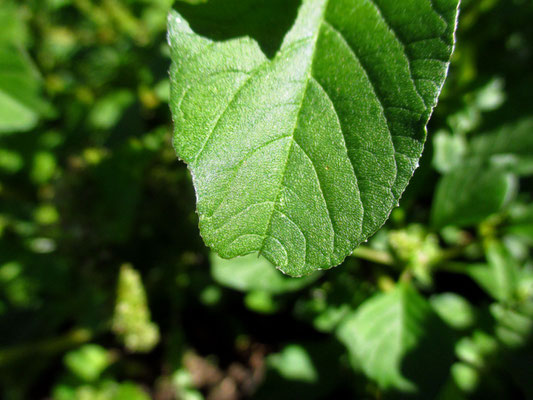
[267, 344, 318, 383]
[430, 293, 476, 330]
[176, 0, 208, 4]
[53, 381, 151, 400]
[491, 302, 533, 348]
[0, 46, 50, 134]
[211, 253, 320, 294]
[295, 295, 351, 333]
[506, 202, 533, 244]
[244, 290, 279, 314]
[0, 2, 28, 46]
[113, 382, 151, 400]
[0, 148, 24, 173]
[89, 90, 135, 130]
[256, 340, 345, 400]
[337, 283, 455, 394]
[455, 330, 498, 369]
[31, 151, 57, 184]
[293, 267, 372, 333]
[471, 118, 533, 176]
[431, 159, 516, 228]
[435, 374, 469, 400]
[492, 301, 533, 398]
[450, 362, 480, 394]
[466, 241, 520, 302]
[64, 344, 111, 382]
[432, 130, 467, 174]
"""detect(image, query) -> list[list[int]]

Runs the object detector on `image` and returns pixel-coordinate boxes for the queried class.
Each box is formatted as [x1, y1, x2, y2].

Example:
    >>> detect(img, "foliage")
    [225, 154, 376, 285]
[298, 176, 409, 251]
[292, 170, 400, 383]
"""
[168, 0, 459, 276]
[0, 0, 532, 399]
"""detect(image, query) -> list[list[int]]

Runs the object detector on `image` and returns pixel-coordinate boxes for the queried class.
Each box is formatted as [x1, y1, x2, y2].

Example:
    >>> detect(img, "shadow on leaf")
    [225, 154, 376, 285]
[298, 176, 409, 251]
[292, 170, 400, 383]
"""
[173, 0, 302, 58]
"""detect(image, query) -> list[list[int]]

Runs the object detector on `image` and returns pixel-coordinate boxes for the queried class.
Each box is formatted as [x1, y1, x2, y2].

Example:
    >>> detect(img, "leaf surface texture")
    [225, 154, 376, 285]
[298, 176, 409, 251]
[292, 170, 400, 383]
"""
[169, 0, 459, 275]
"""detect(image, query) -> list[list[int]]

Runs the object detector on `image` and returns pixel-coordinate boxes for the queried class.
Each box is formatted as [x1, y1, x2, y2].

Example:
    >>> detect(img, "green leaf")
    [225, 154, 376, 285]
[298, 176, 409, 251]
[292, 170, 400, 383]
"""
[244, 290, 279, 314]
[54, 381, 151, 400]
[88, 90, 135, 130]
[211, 252, 320, 294]
[432, 130, 467, 173]
[337, 283, 455, 393]
[168, 0, 459, 275]
[0, 1, 29, 46]
[267, 344, 318, 383]
[64, 344, 111, 382]
[256, 340, 345, 400]
[466, 240, 520, 302]
[506, 202, 533, 244]
[431, 159, 516, 228]
[471, 118, 533, 176]
[430, 292, 476, 330]
[450, 362, 480, 394]
[431, 119, 533, 229]
[491, 302, 533, 348]
[113, 382, 151, 400]
[0, 46, 50, 134]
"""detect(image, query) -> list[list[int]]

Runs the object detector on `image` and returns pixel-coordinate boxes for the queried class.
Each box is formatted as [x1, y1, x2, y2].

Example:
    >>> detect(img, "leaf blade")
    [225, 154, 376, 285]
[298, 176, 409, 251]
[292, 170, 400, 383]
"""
[168, 0, 459, 275]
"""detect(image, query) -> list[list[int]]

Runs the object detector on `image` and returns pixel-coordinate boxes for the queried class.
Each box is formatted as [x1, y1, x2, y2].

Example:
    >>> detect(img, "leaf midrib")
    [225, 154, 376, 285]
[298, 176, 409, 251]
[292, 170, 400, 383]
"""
[258, 2, 331, 264]
[173, 0, 455, 272]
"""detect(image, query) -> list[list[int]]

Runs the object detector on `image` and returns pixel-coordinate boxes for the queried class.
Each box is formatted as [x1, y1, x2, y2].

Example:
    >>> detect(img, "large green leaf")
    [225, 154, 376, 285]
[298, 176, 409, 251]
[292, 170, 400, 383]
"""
[337, 283, 455, 394]
[168, 0, 459, 275]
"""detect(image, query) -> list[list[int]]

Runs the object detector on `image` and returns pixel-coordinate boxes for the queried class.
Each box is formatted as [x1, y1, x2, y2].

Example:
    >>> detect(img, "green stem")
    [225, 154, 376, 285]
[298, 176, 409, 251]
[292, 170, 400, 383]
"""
[352, 247, 395, 266]
[0, 328, 92, 366]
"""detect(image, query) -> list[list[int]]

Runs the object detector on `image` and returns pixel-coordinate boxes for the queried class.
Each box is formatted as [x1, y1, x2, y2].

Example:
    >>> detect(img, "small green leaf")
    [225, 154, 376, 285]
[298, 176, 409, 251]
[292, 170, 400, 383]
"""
[64, 344, 111, 382]
[455, 331, 498, 369]
[491, 302, 533, 348]
[211, 252, 320, 294]
[430, 292, 476, 330]
[506, 202, 533, 244]
[0, 148, 24, 173]
[466, 240, 520, 302]
[432, 130, 467, 173]
[244, 290, 279, 314]
[450, 362, 480, 393]
[267, 344, 318, 383]
[168, 0, 459, 275]
[88, 90, 135, 130]
[337, 283, 454, 393]
[431, 159, 516, 228]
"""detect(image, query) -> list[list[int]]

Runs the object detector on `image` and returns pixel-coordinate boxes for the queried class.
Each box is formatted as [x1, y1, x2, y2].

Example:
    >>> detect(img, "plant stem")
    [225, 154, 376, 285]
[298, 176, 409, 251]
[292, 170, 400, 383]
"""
[352, 247, 395, 266]
[0, 328, 92, 366]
